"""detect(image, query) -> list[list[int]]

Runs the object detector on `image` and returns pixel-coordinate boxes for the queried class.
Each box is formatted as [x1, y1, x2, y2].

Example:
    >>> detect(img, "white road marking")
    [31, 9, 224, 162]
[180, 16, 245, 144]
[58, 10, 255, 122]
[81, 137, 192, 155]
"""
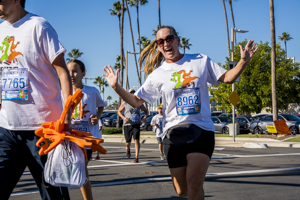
[103, 146, 224, 151]
[12, 166, 300, 196]
[212, 153, 300, 159]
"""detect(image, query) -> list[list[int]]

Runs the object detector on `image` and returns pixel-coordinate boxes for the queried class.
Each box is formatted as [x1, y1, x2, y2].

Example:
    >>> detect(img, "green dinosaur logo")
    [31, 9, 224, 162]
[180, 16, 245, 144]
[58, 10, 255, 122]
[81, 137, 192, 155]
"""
[0, 36, 23, 65]
[170, 69, 199, 89]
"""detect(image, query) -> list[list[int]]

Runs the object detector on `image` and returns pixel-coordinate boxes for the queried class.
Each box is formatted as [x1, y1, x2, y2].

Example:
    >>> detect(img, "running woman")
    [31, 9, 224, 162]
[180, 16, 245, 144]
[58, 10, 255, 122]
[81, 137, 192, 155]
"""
[117, 89, 148, 163]
[103, 26, 257, 200]
[151, 104, 165, 160]
[67, 59, 107, 200]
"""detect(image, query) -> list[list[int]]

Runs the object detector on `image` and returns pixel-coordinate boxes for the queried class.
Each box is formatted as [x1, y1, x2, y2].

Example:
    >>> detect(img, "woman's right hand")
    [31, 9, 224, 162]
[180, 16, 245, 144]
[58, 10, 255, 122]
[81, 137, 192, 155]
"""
[102, 65, 119, 90]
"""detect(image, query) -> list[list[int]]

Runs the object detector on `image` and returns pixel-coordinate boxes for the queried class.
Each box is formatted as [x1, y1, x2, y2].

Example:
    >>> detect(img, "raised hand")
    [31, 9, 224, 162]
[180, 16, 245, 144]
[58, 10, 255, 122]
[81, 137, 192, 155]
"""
[102, 65, 119, 90]
[239, 40, 258, 62]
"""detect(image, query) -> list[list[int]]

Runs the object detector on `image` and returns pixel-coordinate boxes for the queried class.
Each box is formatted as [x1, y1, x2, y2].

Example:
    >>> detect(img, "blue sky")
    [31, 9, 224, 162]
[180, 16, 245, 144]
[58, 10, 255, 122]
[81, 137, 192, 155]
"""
[1, 0, 299, 103]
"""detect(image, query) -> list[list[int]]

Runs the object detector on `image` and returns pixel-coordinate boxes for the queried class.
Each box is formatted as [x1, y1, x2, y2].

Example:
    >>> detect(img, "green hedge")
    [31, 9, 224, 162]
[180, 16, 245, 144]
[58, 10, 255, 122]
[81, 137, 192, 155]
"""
[102, 128, 123, 135]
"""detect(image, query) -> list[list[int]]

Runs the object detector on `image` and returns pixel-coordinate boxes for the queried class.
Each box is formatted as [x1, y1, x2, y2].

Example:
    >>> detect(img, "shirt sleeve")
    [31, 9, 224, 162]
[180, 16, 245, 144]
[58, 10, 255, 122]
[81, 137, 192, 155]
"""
[98, 119, 102, 126]
[206, 57, 227, 85]
[40, 22, 66, 64]
[135, 73, 162, 104]
[95, 89, 107, 107]
[150, 115, 156, 125]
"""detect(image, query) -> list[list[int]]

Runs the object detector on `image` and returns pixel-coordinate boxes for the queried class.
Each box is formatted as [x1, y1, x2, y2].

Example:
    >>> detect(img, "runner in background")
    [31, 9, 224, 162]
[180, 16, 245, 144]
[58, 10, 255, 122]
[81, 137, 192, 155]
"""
[0, 0, 72, 199]
[151, 104, 165, 160]
[103, 25, 257, 199]
[117, 89, 148, 163]
[67, 59, 107, 200]
[93, 118, 103, 160]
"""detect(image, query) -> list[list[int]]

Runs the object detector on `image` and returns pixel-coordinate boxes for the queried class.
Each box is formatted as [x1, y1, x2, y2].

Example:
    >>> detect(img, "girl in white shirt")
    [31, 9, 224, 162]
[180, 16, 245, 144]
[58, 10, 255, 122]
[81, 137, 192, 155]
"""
[103, 26, 257, 200]
[67, 59, 106, 200]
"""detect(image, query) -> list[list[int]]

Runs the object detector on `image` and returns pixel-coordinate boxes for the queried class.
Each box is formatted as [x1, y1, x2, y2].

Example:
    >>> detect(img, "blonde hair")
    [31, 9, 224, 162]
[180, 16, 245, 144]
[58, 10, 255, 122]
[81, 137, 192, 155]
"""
[139, 26, 178, 75]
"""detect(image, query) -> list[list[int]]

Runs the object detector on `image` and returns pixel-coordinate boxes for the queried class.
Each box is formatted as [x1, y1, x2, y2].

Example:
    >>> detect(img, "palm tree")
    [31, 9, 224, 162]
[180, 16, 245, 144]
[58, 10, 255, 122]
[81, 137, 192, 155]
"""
[109, 1, 127, 32]
[270, 0, 278, 120]
[107, 96, 112, 105]
[112, 100, 119, 110]
[125, 0, 141, 86]
[66, 49, 83, 62]
[180, 37, 192, 54]
[138, 36, 151, 51]
[128, 0, 148, 80]
[222, 0, 230, 58]
[227, 0, 236, 45]
[158, 0, 161, 27]
[152, 25, 160, 36]
[93, 76, 108, 100]
[278, 32, 293, 58]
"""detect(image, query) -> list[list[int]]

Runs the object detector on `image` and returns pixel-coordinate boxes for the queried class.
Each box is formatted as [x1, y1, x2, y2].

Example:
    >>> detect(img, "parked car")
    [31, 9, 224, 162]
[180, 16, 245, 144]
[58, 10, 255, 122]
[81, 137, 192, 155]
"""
[103, 113, 121, 127]
[211, 116, 232, 134]
[252, 113, 269, 119]
[140, 116, 155, 131]
[112, 117, 123, 127]
[211, 112, 222, 116]
[249, 114, 300, 135]
[295, 114, 300, 117]
[100, 112, 115, 120]
[236, 116, 258, 134]
[218, 113, 236, 118]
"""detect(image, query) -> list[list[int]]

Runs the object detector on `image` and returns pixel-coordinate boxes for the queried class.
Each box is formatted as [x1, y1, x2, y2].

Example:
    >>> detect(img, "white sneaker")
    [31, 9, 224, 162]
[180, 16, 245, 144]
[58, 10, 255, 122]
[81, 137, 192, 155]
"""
[160, 154, 165, 160]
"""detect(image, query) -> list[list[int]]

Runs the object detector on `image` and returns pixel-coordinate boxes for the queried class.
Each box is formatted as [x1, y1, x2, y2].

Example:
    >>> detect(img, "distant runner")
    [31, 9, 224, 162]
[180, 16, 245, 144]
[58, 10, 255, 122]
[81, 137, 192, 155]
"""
[151, 104, 165, 160]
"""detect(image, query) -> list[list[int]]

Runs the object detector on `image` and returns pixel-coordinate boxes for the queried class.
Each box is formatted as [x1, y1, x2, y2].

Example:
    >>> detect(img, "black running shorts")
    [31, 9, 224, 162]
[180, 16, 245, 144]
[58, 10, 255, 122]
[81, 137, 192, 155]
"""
[163, 126, 215, 168]
[124, 124, 141, 143]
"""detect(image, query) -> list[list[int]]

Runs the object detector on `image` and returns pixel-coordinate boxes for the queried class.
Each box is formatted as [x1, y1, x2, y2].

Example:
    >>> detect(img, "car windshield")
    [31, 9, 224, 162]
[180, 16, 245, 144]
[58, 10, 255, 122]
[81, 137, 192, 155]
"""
[246, 117, 257, 122]
[281, 114, 300, 121]
[110, 113, 118, 118]
[218, 117, 232, 123]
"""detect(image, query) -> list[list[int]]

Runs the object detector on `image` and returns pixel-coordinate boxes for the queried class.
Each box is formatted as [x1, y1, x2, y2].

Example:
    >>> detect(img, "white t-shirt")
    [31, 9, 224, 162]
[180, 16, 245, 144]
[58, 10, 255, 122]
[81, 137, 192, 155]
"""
[135, 54, 227, 138]
[72, 86, 107, 138]
[151, 114, 163, 138]
[0, 13, 66, 130]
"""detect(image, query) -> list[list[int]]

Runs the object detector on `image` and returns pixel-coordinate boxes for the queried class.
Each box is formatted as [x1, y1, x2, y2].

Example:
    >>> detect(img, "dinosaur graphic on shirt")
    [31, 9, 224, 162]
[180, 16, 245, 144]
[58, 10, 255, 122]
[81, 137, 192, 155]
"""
[170, 69, 199, 89]
[18, 90, 28, 99]
[72, 102, 90, 120]
[6, 36, 23, 64]
[0, 36, 23, 65]
[0, 36, 10, 64]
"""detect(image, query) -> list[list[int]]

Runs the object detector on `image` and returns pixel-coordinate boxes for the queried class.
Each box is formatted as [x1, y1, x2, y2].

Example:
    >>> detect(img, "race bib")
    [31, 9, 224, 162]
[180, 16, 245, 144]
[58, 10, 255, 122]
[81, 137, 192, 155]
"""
[72, 120, 90, 132]
[1, 68, 28, 100]
[174, 87, 201, 115]
[131, 113, 140, 123]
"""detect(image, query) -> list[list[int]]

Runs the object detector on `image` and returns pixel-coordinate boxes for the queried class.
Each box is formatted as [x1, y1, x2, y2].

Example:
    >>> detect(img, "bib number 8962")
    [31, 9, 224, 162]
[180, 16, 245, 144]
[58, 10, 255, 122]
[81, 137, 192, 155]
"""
[177, 95, 199, 106]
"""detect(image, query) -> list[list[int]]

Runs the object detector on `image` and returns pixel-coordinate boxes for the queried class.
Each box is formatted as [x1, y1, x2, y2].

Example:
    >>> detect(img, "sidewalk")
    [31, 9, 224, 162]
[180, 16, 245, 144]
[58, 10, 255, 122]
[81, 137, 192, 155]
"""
[102, 131, 300, 148]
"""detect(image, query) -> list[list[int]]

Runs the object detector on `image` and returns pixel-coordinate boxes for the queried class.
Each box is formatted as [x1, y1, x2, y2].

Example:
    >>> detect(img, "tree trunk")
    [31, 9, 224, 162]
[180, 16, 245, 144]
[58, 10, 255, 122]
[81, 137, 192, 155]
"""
[284, 40, 287, 58]
[184, 46, 185, 54]
[229, 1, 236, 46]
[125, 0, 141, 86]
[103, 87, 105, 100]
[158, 0, 161, 27]
[117, 0, 125, 128]
[222, 0, 231, 58]
[136, 4, 142, 84]
[270, 0, 278, 121]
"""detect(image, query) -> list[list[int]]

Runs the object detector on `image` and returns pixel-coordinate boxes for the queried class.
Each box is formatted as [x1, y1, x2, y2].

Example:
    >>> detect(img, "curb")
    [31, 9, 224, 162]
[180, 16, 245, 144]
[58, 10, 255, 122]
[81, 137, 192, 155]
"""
[102, 135, 300, 148]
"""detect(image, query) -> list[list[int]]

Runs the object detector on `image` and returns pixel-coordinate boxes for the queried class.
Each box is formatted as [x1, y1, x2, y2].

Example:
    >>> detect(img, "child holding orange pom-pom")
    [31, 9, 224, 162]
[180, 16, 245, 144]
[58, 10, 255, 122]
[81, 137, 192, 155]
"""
[67, 59, 107, 200]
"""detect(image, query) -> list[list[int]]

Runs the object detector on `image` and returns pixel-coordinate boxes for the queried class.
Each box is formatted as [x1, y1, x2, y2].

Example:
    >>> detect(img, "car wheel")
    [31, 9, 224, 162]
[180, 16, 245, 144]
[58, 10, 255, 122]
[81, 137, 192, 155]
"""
[254, 126, 263, 134]
[146, 125, 152, 131]
[222, 127, 229, 134]
[289, 126, 298, 135]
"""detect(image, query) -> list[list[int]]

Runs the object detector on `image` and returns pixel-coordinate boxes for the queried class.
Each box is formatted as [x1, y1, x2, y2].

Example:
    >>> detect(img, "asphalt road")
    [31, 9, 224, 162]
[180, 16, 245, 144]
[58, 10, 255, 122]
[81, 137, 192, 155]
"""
[10, 143, 300, 200]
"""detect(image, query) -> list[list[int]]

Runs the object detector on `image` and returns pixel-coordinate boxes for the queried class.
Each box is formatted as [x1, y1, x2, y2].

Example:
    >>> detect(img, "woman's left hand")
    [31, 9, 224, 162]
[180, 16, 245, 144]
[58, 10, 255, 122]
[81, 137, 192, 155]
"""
[239, 40, 258, 62]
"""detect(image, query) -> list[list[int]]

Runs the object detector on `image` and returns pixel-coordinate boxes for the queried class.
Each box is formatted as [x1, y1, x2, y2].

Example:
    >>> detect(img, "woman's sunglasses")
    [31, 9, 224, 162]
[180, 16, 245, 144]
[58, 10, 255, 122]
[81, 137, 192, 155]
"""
[156, 35, 178, 47]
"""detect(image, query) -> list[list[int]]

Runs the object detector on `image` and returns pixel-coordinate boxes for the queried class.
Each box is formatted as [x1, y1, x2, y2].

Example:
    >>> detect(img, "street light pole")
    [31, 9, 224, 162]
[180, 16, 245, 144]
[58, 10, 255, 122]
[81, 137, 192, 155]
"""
[231, 28, 248, 142]
[83, 77, 95, 85]
[125, 51, 140, 91]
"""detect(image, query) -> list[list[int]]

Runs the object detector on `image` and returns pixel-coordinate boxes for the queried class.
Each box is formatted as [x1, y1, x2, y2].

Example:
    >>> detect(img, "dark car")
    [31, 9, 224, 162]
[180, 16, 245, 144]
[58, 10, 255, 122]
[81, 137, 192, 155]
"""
[100, 112, 115, 120]
[249, 114, 300, 135]
[236, 116, 258, 134]
[211, 112, 222, 116]
[140, 116, 155, 131]
[112, 117, 123, 127]
[103, 113, 119, 127]
[211, 116, 232, 134]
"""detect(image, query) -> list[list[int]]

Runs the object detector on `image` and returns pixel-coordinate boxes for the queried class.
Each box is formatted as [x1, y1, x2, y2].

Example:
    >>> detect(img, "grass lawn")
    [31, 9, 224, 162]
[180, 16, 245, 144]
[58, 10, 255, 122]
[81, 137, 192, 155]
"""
[283, 136, 300, 142]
